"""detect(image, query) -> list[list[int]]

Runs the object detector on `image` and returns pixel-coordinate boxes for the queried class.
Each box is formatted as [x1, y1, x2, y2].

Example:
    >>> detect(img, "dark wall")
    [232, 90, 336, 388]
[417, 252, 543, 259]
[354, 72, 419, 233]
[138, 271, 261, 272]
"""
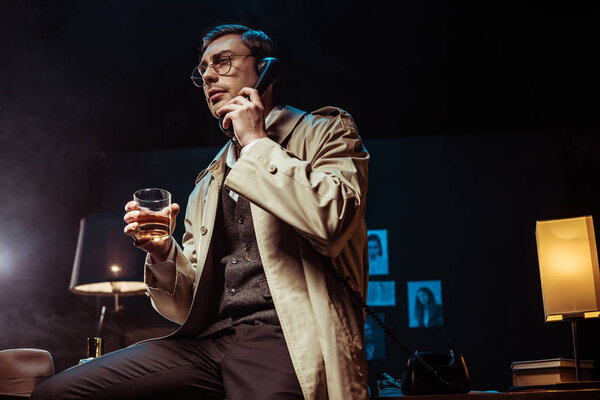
[1, 0, 599, 392]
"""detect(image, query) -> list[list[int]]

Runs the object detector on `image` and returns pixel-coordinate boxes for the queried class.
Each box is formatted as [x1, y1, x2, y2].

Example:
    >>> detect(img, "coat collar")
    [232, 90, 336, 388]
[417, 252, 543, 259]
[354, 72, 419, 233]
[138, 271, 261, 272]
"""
[195, 145, 228, 185]
[206, 145, 228, 181]
[266, 105, 307, 145]
[195, 105, 307, 185]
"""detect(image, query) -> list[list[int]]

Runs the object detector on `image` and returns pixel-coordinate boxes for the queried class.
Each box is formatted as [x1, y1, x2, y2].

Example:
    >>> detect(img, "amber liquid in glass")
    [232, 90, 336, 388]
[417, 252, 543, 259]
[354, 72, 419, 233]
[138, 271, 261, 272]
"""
[135, 214, 170, 241]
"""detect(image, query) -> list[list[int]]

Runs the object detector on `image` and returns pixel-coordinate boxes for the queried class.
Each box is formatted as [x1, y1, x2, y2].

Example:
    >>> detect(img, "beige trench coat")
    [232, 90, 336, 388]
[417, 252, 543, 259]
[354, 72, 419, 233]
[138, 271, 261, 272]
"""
[144, 105, 370, 399]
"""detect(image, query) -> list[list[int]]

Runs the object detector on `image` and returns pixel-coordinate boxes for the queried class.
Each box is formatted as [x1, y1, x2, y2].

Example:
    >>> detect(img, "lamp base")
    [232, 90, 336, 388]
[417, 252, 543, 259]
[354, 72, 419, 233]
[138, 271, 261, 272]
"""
[509, 380, 600, 391]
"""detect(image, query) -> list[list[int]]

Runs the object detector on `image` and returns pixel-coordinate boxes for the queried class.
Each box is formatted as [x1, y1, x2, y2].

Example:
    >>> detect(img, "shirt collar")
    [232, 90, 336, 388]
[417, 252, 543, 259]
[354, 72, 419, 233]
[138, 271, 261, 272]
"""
[225, 141, 237, 169]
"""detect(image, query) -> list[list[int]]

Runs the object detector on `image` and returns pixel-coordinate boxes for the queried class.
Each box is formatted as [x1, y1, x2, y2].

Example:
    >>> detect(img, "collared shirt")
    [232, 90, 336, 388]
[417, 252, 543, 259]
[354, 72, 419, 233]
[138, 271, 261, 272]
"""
[226, 105, 283, 202]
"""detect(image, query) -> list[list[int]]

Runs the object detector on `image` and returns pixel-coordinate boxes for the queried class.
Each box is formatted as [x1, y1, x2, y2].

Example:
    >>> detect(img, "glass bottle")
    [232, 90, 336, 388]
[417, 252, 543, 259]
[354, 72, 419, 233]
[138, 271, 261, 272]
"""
[79, 337, 104, 364]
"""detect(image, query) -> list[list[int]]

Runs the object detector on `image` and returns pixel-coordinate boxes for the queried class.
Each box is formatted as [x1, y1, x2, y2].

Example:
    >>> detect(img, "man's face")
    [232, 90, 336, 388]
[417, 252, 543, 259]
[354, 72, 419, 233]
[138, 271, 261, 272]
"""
[199, 34, 260, 118]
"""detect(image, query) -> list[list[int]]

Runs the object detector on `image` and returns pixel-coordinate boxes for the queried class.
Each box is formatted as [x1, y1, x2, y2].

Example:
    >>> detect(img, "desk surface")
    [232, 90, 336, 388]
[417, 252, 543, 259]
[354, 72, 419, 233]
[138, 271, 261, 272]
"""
[372, 388, 600, 399]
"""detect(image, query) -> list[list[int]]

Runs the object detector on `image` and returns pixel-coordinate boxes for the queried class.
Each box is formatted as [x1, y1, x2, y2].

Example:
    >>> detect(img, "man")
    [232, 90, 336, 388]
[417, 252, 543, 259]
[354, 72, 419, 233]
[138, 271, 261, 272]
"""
[32, 24, 369, 400]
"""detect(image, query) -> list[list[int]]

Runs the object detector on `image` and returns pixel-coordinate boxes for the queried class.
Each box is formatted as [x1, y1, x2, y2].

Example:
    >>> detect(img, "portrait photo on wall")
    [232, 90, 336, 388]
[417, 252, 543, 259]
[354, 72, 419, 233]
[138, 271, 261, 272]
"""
[407, 280, 444, 328]
[366, 281, 396, 307]
[367, 229, 389, 275]
[365, 313, 386, 360]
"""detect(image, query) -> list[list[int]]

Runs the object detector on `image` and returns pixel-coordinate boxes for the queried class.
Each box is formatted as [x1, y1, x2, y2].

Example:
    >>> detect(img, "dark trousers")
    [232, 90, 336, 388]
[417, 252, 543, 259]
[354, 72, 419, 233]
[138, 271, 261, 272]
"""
[30, 324, 303, 400]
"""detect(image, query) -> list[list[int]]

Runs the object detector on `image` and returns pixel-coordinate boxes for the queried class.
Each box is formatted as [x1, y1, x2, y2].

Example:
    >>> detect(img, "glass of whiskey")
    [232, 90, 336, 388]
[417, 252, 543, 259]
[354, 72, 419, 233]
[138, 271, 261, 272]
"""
[133, 188, 171, 242]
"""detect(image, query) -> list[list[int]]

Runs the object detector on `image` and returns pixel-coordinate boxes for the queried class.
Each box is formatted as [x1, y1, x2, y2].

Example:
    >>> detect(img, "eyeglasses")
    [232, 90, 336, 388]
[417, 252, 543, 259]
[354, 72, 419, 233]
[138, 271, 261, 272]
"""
[190, 53, 255, 87]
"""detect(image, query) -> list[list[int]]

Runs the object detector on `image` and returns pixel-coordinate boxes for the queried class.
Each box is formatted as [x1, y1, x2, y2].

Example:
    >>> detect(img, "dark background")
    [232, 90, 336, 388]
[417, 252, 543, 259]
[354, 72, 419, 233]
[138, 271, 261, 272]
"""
[1, 0, 599, 394]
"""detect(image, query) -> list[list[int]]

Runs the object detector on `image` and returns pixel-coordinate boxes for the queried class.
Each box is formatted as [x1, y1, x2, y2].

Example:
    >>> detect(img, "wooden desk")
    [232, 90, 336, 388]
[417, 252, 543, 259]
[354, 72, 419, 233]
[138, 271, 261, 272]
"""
[372, 388, 600, 399]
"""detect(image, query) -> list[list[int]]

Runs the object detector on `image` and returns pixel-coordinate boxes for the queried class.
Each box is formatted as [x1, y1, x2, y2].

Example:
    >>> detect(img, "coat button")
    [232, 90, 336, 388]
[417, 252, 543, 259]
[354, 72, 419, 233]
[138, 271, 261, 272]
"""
[200, 226, 208, 235]
[229, 288, 236, 296]
[268, 165, 277, 174]
[238, 216, 244, 224]
[231, 258, 238, 264]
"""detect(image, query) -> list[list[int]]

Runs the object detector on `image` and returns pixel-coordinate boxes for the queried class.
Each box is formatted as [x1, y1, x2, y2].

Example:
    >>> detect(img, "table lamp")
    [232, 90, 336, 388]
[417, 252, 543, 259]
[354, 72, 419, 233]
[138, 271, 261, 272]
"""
[70, 212, 147, 312]
[535, 215, 600, 383]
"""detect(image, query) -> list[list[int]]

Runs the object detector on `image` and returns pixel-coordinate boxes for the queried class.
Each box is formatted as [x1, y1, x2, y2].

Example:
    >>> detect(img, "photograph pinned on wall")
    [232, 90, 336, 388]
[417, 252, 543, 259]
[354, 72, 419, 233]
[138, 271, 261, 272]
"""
[366, 281, 396, 306]
[407, 280, 444, 328]
[365, 313, 386, 360]
[367, 229, 389, 275]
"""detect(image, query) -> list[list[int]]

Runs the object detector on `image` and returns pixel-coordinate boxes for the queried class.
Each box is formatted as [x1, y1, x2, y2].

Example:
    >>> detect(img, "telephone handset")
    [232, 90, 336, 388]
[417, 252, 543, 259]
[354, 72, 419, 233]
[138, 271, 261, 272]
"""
[218, 57, 281, 140]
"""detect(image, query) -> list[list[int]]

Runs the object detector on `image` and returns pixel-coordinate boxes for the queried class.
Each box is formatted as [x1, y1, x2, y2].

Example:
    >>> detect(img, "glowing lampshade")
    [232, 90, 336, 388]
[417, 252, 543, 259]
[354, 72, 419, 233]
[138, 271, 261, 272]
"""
[535, 216, 600, 322]
[70, 213, 146, 306]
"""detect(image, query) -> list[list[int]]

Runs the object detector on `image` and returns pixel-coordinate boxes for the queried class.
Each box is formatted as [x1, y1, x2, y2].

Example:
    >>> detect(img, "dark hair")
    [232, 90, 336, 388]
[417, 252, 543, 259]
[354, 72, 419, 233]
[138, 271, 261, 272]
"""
[200, 24, 278, 60]
[414, 287, 438, 327]
[199, 24, 281, 99]
[416, 287, 435, 305]
[367, 234, 382, 256]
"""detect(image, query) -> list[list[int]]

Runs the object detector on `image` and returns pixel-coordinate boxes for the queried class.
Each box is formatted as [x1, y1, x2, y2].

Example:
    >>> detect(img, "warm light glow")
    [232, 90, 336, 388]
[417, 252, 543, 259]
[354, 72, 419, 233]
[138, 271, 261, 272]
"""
[71, 281, 146, 295]
[536, 216, 600, 322]
[110, 264, 122, 273]
[584, 311, 600, 318]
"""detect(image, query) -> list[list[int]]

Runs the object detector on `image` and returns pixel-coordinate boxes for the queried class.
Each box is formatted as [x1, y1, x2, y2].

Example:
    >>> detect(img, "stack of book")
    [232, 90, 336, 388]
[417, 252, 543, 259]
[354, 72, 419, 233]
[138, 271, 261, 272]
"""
[511, 358, 594, 387]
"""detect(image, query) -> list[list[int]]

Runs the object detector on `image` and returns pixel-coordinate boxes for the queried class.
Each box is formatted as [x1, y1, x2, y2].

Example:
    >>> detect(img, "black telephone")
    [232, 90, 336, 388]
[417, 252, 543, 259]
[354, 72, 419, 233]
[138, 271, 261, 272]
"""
[322, 257, 471, 395]
[218, 57, 281, 141]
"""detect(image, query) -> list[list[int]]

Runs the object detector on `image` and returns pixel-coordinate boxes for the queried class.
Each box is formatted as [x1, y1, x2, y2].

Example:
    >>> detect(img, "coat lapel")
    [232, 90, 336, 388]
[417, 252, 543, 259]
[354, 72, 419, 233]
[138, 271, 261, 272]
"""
[175, 144, 229, 336]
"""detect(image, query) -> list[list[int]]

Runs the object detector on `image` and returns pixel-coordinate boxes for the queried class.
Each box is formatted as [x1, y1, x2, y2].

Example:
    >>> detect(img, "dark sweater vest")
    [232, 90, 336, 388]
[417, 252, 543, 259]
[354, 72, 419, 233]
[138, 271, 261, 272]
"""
[197, 167, 279, 339]
[215, 180, 279, 326]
